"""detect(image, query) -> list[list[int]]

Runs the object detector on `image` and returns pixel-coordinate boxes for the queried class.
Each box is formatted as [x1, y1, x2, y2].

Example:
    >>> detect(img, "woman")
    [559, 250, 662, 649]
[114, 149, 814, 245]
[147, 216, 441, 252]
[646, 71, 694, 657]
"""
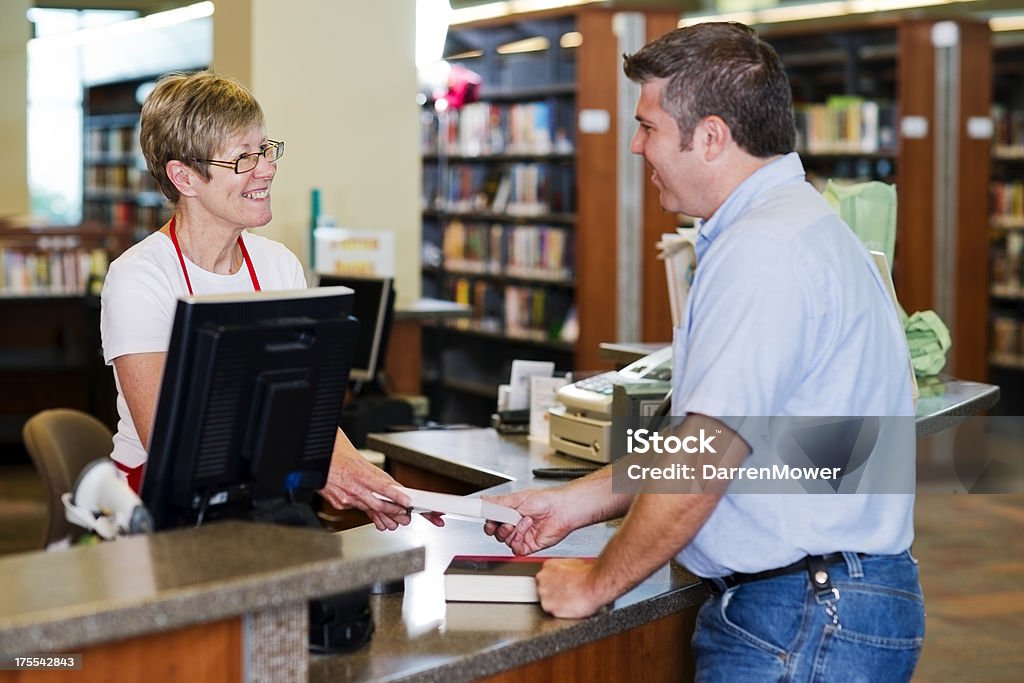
[100, 71, 426, 531]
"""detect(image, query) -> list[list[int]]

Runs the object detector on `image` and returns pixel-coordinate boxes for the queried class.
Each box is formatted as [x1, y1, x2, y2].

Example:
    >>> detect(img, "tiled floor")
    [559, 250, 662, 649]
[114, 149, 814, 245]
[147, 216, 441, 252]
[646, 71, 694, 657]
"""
[912, 492, 1024, 682]
[1, 462, 1021, 680]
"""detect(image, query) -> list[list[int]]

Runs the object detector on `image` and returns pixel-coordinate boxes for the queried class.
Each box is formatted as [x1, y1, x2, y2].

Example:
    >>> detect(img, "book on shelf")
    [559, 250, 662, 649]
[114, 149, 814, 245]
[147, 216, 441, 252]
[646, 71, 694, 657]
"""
[991, 181, 1024, 223]
[429, 101, 560, 157]
[991, 316, 1021, 357]
[794, 97, 896, 154]
[430, 224, 539, 280]
[444, 554, 595, 603]
[492, 173, 512, 213]
[992, 231, 1024, 296]
[992, 103, 1024, 150]
[0, 247, 104, 295]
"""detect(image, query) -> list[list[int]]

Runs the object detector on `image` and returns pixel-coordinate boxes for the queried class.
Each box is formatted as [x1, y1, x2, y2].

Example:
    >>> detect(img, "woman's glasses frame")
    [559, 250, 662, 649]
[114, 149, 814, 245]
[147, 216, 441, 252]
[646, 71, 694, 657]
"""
[192, 139, 284, 174]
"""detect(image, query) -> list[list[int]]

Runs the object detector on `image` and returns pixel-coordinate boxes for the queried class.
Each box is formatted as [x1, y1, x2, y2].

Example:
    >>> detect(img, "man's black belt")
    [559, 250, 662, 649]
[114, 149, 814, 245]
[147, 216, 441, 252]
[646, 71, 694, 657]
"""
[702, 552, 867, 596]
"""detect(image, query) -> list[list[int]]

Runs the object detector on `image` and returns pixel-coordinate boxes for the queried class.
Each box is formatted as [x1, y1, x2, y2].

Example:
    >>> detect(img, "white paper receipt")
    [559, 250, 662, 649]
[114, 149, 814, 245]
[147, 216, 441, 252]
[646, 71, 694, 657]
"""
[375, 486, 522, 525]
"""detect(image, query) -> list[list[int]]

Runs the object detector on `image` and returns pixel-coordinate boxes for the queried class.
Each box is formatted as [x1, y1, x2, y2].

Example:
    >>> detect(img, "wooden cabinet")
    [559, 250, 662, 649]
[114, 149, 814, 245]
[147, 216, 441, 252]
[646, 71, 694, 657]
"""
[420, 7, 679, 424]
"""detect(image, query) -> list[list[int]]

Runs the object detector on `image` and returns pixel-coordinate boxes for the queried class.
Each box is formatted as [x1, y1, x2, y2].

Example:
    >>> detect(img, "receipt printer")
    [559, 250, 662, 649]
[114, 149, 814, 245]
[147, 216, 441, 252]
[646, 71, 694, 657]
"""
[549, 347, 672, 464]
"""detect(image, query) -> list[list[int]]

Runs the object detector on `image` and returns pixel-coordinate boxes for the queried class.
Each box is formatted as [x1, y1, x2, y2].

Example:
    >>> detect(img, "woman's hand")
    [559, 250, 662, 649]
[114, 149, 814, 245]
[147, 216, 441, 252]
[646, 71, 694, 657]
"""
[319, 428, 445, 531]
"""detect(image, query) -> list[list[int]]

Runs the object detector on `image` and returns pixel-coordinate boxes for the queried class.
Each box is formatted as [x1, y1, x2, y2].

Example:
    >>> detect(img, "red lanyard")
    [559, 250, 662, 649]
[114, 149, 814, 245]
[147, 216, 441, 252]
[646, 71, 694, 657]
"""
[168, 215, 261, 295]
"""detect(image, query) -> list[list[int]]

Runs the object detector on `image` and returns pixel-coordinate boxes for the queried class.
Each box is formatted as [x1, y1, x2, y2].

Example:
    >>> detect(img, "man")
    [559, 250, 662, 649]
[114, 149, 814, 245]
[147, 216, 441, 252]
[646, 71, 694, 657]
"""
[485, 22, 924, 681]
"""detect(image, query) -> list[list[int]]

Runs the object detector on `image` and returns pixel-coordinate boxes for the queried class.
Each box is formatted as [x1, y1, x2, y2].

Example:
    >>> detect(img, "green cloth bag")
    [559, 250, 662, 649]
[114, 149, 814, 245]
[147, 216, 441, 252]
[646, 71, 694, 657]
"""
[822, 179, 952, 377]
[899, 307, 953, 377]
[822, 179, 898, 269]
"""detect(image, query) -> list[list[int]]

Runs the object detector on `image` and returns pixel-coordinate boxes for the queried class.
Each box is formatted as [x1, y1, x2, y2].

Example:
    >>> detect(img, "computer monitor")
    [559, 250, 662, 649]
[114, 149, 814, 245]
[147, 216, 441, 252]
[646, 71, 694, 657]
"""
[141, 287, 360, 531]
[316, 274, 394, 387]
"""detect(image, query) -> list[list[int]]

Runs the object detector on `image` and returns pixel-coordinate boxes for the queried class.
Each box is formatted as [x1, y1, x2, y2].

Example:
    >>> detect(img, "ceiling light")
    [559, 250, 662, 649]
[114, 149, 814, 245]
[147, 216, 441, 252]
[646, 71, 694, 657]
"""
[990, 14, 1024, 32]
[497, 36, 550, 54]
[679, 0, 981, 28]
[451, 0, 604, 26]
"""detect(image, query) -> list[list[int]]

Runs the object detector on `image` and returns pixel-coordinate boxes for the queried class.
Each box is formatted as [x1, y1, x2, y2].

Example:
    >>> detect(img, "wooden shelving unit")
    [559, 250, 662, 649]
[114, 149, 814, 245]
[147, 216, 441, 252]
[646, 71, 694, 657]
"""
[82, 77, 171, 242]
[0, 222, 129, 297]
[0, 222, 127, 444]
[989, 31, 1024, 413]
[420, 7, 679, 424]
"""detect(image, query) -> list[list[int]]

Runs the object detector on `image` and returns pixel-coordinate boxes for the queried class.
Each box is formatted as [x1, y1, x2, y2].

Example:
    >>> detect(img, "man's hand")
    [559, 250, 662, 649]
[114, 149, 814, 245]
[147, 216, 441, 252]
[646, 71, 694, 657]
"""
[482, 488, 576, 556]
[536, 559, 612, 618]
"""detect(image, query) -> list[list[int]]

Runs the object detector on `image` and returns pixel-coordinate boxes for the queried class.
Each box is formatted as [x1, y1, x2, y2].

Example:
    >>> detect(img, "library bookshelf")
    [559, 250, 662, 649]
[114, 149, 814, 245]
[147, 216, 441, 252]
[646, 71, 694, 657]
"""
[82, 77, 171, 241]
[0, 221, 129, 297]
[989, 30, 1024, 413]
[0, 221, 127, 444]
[420, 7, 679, 424]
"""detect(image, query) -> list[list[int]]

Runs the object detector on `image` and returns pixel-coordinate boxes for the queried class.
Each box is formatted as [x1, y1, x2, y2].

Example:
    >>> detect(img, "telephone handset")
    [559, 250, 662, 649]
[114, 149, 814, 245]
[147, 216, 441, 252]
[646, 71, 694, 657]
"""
[555, 346, 673, 417]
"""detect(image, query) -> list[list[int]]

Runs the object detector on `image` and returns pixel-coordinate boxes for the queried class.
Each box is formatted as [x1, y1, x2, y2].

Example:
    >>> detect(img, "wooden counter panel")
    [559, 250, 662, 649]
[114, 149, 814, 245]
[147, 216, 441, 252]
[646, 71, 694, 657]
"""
[0, 618, 242, 683]
[383, 320, 422, 395]
[388, 459, 486, 495]
[480, 609, 697, 683]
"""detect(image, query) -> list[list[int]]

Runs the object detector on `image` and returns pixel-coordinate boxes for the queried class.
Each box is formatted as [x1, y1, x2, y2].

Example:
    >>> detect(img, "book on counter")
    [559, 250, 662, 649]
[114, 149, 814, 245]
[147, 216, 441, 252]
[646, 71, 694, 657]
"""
[444, 555, 595, 603]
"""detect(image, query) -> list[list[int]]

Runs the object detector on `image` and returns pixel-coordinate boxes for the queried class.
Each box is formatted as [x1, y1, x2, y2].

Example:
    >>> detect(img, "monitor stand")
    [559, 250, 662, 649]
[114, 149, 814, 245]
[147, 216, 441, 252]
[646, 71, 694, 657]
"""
[251, 490, 375, 654]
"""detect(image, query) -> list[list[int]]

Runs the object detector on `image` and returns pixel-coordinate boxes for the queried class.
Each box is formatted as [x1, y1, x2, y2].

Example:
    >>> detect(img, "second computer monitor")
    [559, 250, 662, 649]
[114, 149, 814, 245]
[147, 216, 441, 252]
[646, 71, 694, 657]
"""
[316, 274, 394, 385]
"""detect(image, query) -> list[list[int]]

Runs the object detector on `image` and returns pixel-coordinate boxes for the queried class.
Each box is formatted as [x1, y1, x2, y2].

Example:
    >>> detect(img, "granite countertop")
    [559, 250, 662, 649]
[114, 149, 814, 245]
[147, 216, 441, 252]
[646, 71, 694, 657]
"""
[913, 376, 1000, 438]
[313, 518, 704, 683]
[0, 520, 424, 656]
[368, 428, 568, 491]
[311, 430, 707, 683]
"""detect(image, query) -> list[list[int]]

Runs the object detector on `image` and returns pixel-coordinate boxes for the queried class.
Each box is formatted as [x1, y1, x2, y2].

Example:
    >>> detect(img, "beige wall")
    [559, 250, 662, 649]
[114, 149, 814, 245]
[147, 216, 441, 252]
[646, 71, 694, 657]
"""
[213, 0, 421, 303]
[1, 0, 31, 218]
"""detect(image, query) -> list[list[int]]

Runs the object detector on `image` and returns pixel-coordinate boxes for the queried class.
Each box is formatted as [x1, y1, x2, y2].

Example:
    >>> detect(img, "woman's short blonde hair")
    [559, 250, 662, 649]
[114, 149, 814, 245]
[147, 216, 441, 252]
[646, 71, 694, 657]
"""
[140, 70, 265, 203]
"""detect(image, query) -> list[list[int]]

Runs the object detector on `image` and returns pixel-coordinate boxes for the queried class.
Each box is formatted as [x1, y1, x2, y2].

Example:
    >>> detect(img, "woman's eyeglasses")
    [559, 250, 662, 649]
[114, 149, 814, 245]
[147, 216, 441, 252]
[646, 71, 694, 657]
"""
[193, 139, 284, 174]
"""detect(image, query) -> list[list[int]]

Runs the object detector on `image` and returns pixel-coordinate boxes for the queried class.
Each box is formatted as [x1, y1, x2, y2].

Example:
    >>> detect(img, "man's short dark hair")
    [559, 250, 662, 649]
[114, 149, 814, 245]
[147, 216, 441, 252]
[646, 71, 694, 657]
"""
[623, 22, 795, 157]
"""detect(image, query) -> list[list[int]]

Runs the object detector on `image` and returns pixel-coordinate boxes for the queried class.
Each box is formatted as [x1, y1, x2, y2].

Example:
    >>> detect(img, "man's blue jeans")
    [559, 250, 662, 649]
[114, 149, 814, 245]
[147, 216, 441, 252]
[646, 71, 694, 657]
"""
[693, 551, 925, 682]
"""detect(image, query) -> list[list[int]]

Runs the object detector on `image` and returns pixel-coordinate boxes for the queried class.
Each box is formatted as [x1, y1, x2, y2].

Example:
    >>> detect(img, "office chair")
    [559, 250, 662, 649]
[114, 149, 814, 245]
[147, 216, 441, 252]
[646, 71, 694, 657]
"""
[22, 408, 114, 549]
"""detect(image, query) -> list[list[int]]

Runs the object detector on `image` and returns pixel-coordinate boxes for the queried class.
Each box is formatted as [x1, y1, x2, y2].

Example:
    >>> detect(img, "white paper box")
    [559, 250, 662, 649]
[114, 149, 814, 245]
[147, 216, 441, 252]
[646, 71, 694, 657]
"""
[315, 227, 395, 277]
